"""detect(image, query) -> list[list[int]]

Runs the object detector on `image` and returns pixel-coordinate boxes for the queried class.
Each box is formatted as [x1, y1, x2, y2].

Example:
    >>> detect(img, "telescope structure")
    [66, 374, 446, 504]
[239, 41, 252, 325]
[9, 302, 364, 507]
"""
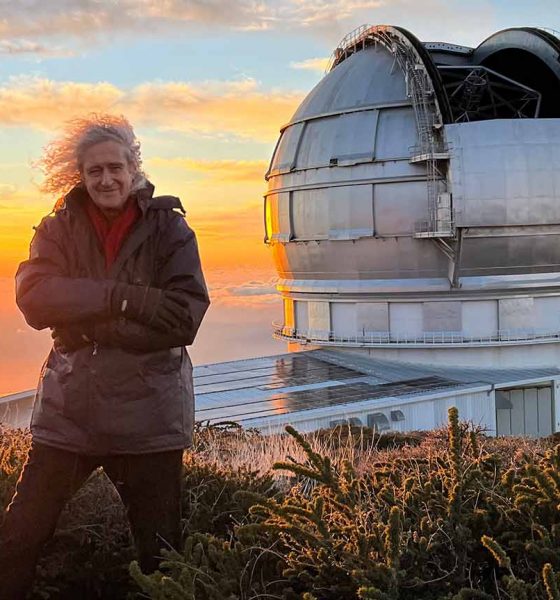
[5, 26, 560, 438]
[266, 25, 560, 369]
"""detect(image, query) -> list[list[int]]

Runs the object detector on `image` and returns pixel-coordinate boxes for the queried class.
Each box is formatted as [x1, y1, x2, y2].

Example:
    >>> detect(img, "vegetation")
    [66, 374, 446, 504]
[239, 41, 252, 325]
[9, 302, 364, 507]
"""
[1, 413, 560, 599]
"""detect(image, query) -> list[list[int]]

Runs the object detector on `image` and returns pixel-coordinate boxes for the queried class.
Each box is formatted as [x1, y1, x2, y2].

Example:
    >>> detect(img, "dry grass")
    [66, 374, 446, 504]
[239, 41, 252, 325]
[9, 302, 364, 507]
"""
[2, 422, 559, 599]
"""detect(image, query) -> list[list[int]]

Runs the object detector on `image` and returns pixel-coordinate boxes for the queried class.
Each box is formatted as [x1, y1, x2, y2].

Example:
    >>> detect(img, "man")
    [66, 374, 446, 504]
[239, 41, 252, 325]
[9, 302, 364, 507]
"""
[0, 114, 210, 599]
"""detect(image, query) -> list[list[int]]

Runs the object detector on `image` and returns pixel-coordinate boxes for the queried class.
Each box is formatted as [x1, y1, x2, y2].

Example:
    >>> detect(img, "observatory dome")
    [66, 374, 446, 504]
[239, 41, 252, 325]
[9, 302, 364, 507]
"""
[265, 25, 560, 368]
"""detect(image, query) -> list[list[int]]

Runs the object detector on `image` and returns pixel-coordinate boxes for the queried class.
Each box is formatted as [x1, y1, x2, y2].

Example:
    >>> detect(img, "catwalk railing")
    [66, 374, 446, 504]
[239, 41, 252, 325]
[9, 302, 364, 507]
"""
[272, 323, 560, 347]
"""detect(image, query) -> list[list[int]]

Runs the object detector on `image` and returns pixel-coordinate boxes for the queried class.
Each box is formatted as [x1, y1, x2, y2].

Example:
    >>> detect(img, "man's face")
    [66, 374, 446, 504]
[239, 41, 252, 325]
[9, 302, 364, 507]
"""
[81, 141, 135, 212]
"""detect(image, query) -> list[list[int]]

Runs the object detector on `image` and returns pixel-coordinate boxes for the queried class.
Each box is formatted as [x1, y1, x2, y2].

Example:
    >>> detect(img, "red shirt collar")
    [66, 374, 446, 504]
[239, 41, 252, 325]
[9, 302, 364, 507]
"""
[85, 197, 141, 269]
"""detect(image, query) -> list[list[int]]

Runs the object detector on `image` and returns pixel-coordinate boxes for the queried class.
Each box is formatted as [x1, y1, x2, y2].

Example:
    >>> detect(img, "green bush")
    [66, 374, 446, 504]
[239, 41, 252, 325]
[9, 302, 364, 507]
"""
[129, 529, 286, 600]
[0, 426, 31, 511]
[0, 426, 285, 598]
[133, 411, 560, 600]
[181, 451, 280, 539]
[312, 425, 423, 451]
[32, 469, 136, 599]
[3, 414, 560, 599]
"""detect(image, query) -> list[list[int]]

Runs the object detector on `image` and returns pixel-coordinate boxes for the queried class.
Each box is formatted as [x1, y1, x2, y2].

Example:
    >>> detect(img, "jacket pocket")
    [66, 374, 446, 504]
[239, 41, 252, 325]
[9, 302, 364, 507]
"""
[34, 366, 65, 421]
[141, 347, 182, 376]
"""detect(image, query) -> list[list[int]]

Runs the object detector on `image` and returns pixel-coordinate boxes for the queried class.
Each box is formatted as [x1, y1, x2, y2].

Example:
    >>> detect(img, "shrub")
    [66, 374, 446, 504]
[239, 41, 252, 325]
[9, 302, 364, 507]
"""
[181, 451, 280, 539]
[3, 414, 560, 599]
[312, 425, 423, 451]
[133, 411, 560, 600]
[31, 469, 135, 599]
[0, 426, 31, 511]
[0, 425, 285, 598]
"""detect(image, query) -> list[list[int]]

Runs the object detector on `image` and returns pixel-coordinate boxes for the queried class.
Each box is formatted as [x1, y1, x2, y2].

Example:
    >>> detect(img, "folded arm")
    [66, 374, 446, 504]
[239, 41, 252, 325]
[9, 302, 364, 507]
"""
[15, 220, 114, 330]
[49, 215, 209, 352]
[103, 216, 210, 350]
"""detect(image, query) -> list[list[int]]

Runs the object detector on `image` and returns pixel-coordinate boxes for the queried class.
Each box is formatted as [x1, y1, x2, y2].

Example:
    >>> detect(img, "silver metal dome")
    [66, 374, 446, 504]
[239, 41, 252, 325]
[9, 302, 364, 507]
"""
[265, 25, 560, 368]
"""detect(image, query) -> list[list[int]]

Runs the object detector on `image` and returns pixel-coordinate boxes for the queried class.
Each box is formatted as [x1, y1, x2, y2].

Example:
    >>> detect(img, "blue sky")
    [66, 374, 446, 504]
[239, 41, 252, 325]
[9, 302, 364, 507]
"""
[2, 1, 558, 88]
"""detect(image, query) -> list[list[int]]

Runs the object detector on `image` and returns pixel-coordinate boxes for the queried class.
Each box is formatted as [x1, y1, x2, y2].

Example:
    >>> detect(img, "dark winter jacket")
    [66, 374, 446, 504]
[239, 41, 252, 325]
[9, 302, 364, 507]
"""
[15, 183, 210, 455]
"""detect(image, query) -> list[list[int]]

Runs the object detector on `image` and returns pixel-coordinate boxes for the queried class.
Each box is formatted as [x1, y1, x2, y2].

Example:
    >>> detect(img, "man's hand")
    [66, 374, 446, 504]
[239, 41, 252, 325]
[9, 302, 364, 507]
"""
[51, 326, 93, 353]
[110, 284, 190, 331]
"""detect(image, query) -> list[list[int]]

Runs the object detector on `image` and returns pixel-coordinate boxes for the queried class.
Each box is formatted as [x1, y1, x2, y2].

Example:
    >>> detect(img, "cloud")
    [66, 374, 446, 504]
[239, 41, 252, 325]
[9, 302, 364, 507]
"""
[148, 157, 268, 182]
[279, 0, 383, 26]
[0, 184, 18, 197]
[188, 297, 284, 367]
[0, 76, 123, 129]
[0, 76, 302, 142]
[290, 57, 329, 72]
[224, 280, 278, 297]
[0, 1, 383, 42]
[0, 39, 75, 57]
[193, 202, 264, 239]
[128, 79, 301, 142]
[208, 276, 279, 306]
[0, 0, 499, 56]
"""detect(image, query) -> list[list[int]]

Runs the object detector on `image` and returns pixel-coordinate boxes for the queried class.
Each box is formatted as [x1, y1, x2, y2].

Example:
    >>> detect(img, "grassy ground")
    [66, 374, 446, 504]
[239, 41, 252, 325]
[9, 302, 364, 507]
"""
[1, 416, 559, 599]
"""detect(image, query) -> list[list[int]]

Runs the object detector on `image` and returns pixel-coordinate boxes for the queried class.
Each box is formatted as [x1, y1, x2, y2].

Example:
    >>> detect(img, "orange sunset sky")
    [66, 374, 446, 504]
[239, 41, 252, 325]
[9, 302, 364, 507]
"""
[0, 0, 551, 395]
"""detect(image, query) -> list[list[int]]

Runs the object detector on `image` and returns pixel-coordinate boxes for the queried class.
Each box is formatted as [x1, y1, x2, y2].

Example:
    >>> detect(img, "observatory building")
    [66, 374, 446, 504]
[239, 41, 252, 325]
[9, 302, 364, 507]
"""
[258, 25, 560, 437]
[4, 26, 560, 439]
[266, 25, 560, 371]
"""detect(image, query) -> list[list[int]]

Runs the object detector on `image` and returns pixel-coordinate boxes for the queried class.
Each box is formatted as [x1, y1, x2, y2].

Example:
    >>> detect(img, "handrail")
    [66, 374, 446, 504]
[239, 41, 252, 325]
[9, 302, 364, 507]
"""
[272, 322, 560, 347]
[325, 24, 373, 73]
[324, 24, 450, 237]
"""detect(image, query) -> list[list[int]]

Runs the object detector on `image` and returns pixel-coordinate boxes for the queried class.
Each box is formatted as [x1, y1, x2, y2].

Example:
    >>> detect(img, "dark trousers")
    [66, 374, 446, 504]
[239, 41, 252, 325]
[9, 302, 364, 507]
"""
[0, 441, 183, 600]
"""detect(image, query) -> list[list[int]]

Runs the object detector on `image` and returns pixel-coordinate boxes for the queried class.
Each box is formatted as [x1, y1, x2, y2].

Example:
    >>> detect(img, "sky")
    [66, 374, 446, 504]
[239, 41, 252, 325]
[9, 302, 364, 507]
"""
[0, 0, 559, 395]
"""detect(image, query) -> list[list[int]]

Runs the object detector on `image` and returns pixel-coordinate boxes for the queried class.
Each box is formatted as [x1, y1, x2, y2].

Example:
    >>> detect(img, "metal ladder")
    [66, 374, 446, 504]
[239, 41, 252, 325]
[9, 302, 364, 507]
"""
[329, 25, 453, 238]
[383, 32, 453, 237]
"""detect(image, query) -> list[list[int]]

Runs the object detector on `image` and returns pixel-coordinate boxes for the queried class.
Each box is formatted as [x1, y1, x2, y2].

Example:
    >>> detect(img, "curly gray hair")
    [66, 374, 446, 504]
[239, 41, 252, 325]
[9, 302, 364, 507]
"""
[38, 114, 147, 209]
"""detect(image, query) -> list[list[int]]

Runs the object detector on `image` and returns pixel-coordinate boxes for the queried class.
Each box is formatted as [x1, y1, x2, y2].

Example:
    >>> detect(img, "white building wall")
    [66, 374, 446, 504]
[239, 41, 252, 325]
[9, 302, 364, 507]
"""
[447, 119, 560, 228]
[357, 302, 389, 333]
[292, 189, 328, 240]
[5, 381, 555, 438]
[339, 341, 560, 369]
[284, 298, 295, 332]
[537, 388, 552, 435]
[510, 389, 525, 433]
[265, 191, 291, 242]
[289, 292, 560, 352]
[389, 303, 423, 337]
[432, 391, 496, 434]
[327, 184, 374, 240]
[246, 388, 495, 436]
[423, 301, 462, 332]
[308, 301, 330, 340]
[462, 300, 498, 337]
[295, 300, 309, 331]
[375, 108, 417, 160]
[535, 297, 560, 331]
[331, 302, 357, 337]
[496, 385, 555, 437]
[374, 181, 428, 235]
[1, 396, 34, 429]
[499, 298, 535, 333]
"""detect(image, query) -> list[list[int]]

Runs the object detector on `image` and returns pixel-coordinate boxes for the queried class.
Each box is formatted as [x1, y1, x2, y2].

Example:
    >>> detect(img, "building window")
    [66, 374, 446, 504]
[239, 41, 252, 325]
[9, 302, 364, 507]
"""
[367, 413, 391, 431]
[390, 410, 405, 422]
